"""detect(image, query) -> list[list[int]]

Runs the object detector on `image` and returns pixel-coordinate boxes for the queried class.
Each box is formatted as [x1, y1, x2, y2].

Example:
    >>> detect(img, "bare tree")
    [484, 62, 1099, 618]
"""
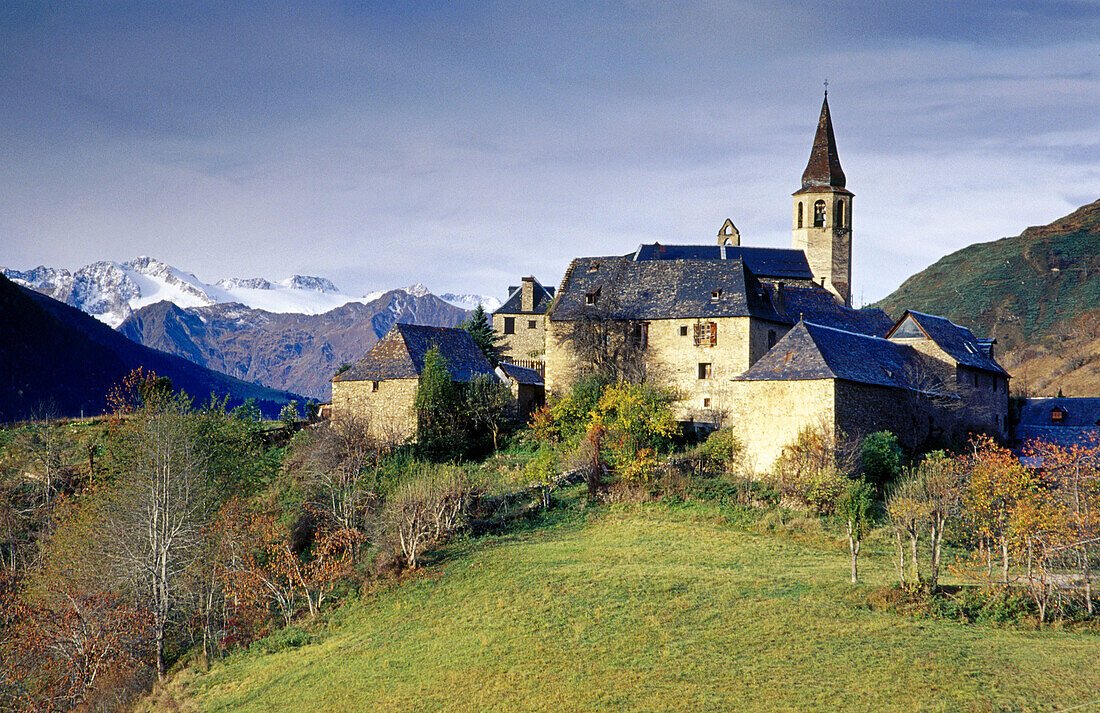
[102, 393, 207, 680]
[553, 303, 649, 385]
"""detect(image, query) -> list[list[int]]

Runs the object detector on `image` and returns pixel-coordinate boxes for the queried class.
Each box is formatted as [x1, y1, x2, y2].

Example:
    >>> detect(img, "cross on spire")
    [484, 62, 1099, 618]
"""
[823, 78, 828, 96]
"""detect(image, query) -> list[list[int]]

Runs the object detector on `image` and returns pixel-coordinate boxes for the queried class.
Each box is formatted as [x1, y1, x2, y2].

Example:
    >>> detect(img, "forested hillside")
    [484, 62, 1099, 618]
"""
[873, 199, 1100, 396]
[0, 274, 300, 421]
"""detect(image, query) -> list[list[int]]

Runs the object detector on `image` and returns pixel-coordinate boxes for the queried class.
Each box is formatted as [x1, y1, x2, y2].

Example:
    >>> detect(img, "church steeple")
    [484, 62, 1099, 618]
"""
[792, 92, 853, 306]
[800, 93, 846, 189]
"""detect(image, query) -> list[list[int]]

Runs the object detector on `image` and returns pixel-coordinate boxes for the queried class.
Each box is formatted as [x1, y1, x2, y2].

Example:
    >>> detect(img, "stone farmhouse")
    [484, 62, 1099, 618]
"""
[331, 324, 496, 441]
[494, 94, 1011, 468]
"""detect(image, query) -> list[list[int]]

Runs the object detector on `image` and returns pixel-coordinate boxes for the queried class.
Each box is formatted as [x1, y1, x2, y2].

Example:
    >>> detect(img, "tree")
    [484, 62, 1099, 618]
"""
[838, 480, 875, 583]
[464, 373, 512, 451]
[414, 345, 459, 445]
[101, 391, 207, 680]
[860, 431, 901, 493]
[462, 304, 501, 366]
[962, 435, 1036, 584]
[886, 473, 925, 586]
[280, 400, 300, 427]
[912, 452, 962, 588]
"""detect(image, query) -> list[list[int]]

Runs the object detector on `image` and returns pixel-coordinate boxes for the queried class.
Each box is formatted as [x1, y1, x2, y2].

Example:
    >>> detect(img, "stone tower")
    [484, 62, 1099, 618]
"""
[792, 93, 853, 306]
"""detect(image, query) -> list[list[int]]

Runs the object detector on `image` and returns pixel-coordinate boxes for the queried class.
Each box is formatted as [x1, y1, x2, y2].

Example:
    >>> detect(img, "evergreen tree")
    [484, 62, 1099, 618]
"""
[463, 304, 501, 365]
[414, 345, 458, 442]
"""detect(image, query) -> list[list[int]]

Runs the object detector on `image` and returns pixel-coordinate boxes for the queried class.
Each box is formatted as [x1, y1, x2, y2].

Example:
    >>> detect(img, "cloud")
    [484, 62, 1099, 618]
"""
[0, 1, 1098, 304]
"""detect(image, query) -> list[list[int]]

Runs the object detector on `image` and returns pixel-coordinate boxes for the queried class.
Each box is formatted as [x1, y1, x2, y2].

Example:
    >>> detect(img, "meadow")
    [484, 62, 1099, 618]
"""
[152, 492, 1100, 713]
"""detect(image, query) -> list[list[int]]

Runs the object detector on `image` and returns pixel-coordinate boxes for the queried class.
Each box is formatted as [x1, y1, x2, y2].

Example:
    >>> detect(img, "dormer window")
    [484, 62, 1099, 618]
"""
[588, 262, 600, 272]
[711, 289, 723, 301]
[1051, 407, 1066, 423]
[585, 288, 600, 306]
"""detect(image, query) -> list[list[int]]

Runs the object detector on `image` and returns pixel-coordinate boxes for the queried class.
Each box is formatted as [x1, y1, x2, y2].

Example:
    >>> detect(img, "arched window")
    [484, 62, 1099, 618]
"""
[797, 202, 803, 229]
[835, 200, 844, 228]
[813, 200, 826, 227]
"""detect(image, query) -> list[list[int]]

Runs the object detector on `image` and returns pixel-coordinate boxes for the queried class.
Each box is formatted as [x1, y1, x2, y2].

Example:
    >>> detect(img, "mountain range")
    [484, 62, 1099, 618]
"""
[874, 198, 1100, 397]
[118, 289, 472, 400]
[1, 257, 500, 328]
[0, 273, 301, 422]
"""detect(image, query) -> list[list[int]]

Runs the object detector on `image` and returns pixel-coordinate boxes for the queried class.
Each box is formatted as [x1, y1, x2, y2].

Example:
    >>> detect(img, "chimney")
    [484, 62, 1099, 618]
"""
[521, 276, 535, 312]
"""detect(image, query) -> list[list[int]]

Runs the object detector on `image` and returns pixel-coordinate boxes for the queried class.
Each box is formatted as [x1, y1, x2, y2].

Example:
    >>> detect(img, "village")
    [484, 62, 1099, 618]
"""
[331, 95, 1094, 468]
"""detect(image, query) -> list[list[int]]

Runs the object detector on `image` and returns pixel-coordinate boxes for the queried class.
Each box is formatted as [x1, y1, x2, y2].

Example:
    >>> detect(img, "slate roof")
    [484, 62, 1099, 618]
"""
[796, 94, 849, 193]
[548, 256, 785, 322]
[887, 311, 1008, 376]
[1018, 398, 1100, 430]
[631, 243, 815, 281]
[772, 285, 893, 337]
[496, 362, 544, 386]
[495, 277, 555, 315]
[332, 324, 494, 383]
[733, 321, 932, 392]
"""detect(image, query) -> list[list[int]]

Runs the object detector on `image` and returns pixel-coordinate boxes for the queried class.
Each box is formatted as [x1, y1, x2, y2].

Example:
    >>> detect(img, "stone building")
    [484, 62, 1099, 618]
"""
[492, 276, 554, 370]
[494, 93, 1010, 470]
[495, 362, 546, 419]
[331, 323, 496, 441]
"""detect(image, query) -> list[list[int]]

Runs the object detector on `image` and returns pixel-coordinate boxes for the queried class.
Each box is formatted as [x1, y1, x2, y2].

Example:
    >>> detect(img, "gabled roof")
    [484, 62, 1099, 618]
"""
[772, 285, 893, 337]
[886, 311, 1008, 376]
[1018, 398, 1100, 429]
[333, 324, 494, 383]
[495, 277, 555, 315]
[548, 256, 785, 322]
[631, 243, 814, 281]
[733, 321, 931, 391]
[496, 362, 544, 386]
[796, 94, 847, 192]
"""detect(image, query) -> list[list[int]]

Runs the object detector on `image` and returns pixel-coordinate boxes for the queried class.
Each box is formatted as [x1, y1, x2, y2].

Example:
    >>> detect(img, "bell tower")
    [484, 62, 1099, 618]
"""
[792, 91, 853, 306]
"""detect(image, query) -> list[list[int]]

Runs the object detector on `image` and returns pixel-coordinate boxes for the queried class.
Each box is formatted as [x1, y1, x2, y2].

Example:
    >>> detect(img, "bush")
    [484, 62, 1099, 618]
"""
[693, 428, 744, 473]
[860, 431, 901, 491]
[253, 626, 315, 654]
[772, 424, 852, 514]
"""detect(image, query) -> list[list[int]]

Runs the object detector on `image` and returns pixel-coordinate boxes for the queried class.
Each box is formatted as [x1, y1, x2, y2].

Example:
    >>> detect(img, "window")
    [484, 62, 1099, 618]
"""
[703, 398, 711, 408]
[767, 329, 777, 349]
[813, 200, 826, 227]
[371, 380, 380, 392]
[1051, 408, 1065, 423]
[797, 202, 803, 229]
[711, 289, 723, 301]
[632, 322, 649, 349]
[698, 363, 712, 379]
[680, 325, 689, 337]
[528, 320, 537, 329]
[585, 290, 599, 306]
[694, 322, 718, 347]
[835, 200, 844, 227]
[588, 262, 600, 272]
[503, 317, 515, 334]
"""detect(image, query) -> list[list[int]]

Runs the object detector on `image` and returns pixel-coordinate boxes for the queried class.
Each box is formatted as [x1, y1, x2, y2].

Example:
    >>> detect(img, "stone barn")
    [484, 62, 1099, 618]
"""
[331, 323, 495, 441]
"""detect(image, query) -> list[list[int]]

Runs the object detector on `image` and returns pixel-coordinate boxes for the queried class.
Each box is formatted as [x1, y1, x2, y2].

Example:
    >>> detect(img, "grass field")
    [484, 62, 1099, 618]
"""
[155, 494, 1100, 712]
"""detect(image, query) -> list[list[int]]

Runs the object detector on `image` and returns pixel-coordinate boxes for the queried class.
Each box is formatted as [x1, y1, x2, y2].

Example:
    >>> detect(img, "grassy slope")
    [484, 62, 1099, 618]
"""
[160, 498, 1100, 713]
[872, 199, 1100, 396]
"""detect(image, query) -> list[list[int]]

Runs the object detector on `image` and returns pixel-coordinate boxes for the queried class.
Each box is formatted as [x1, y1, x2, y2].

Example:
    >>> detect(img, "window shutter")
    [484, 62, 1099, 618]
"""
[709, 322, 718, 346]
[693, 323, 702, 346]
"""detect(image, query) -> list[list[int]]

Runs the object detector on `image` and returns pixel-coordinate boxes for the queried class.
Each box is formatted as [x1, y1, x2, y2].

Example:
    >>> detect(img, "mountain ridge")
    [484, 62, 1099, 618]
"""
[0, 273, 302, 421]
[873, 198, 1100, 396]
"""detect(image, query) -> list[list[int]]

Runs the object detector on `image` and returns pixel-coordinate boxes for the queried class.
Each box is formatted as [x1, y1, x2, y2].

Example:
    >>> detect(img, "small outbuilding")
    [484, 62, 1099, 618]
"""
[495, 362, 545, 420]
[331, 323, 495, 441]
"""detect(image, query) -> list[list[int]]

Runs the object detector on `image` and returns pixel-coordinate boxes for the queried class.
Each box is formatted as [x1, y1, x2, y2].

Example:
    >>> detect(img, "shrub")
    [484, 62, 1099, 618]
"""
[693, 428, 744, 473]
[375, 462, 479, 569]
[254, 626, 314, 654]
[860, 431, 901, 491]
[772, 423, 853, 514]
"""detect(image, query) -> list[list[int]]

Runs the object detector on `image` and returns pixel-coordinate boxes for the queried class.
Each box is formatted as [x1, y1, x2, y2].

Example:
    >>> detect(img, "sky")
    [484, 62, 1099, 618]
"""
[2, 1, 1099, 306]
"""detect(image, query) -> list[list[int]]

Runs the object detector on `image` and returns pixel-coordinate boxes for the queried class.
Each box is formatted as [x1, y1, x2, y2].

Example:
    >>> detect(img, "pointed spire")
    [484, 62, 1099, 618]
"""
[800, 93, 846, 189]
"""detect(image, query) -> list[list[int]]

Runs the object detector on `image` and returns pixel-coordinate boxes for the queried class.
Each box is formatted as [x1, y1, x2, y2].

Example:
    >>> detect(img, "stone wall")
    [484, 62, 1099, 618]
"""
[544, 315, 779, 423]
[725, 378, 836, 473]
[331, 377, 418, 442]
[494, 312, 546, 363]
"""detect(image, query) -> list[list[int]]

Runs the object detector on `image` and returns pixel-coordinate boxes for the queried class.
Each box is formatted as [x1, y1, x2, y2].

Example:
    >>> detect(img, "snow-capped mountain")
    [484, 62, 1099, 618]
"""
[439, 291, 502, 312]
[2, 258, 503, 328]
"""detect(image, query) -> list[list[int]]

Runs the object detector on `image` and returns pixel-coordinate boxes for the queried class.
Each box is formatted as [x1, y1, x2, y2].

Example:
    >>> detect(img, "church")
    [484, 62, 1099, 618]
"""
[494, 95, 1010, 469]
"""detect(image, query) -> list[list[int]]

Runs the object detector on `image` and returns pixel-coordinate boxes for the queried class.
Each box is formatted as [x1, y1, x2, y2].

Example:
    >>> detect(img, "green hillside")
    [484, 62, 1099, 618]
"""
[873, 199, 1100, 396]
[148, 496, 1100, 712]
